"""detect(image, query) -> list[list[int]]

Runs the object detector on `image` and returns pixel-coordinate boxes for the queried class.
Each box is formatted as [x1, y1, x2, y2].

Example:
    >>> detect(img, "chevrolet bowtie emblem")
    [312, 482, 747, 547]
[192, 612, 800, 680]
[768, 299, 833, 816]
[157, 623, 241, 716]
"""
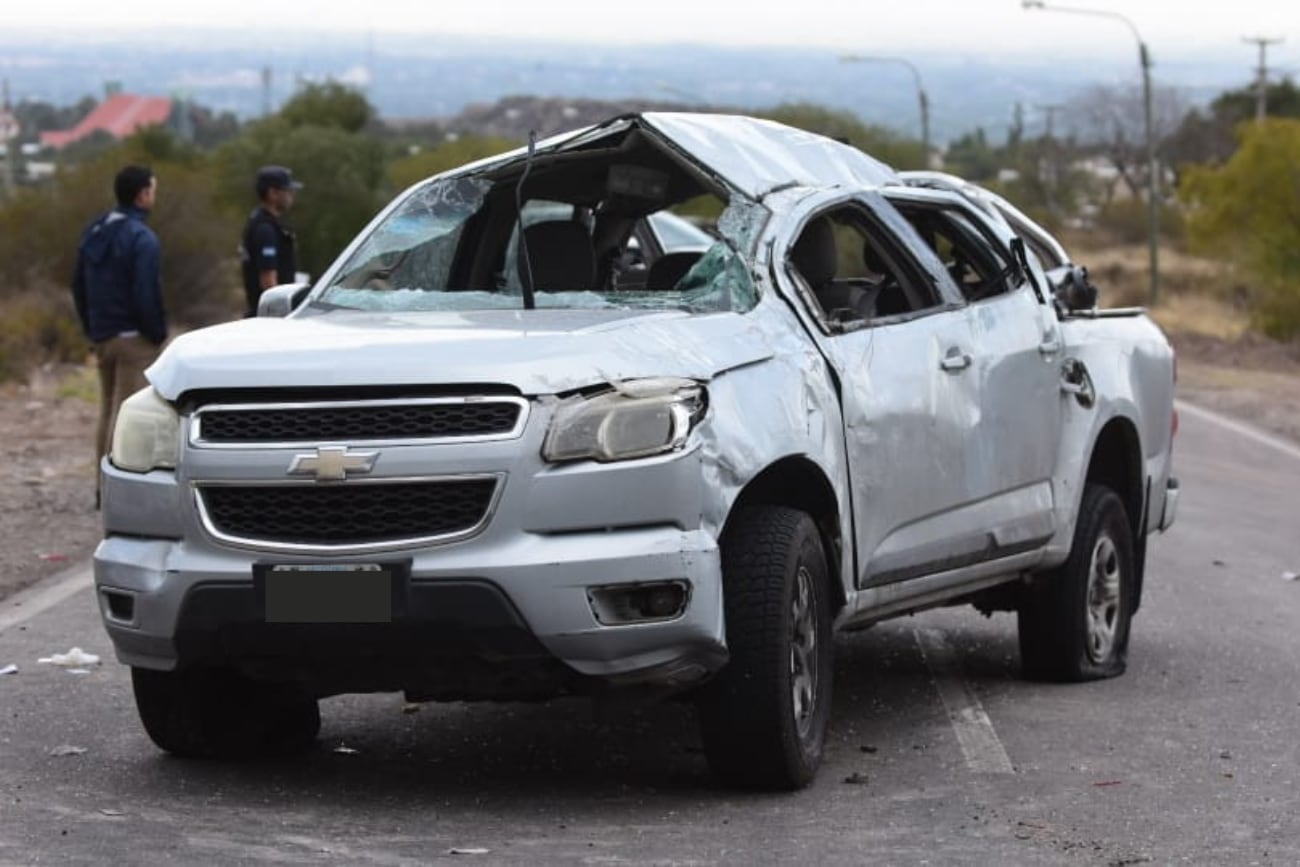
[287, 446, 378, 481]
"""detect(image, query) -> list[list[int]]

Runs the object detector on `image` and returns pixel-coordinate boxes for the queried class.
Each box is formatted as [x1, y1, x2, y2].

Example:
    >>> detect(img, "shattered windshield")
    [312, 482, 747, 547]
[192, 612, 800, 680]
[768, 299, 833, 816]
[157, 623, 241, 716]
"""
[317, 171, 763, 315]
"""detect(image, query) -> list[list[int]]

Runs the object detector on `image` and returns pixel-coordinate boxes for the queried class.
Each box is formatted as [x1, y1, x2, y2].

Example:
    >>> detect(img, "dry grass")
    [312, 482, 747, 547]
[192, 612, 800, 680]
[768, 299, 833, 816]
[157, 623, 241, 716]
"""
[1058, 236, 1256, 343]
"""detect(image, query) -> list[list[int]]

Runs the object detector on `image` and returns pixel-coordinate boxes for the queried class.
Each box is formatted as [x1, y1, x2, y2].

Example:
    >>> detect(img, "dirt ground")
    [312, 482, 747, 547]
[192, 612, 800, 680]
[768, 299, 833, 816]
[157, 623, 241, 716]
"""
[0, 335, 1296, 604]
[1, 364, 102, 603]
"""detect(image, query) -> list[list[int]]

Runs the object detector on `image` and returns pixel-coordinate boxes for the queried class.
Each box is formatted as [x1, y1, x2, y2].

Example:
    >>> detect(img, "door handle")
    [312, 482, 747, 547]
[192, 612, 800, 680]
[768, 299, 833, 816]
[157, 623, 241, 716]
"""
[940, 349, 972, 372]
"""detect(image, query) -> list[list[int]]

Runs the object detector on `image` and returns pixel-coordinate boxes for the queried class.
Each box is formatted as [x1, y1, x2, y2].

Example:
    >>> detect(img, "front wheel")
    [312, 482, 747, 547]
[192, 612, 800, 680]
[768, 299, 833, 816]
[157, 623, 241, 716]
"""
[132, 667, 320, 759]
[1018, 483, 1136, 682]
[697, 506, 834, 790]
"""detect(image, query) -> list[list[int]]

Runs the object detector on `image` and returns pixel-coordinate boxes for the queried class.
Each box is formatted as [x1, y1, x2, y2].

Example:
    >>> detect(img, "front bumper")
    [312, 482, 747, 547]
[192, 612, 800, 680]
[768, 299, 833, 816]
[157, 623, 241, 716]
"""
[94, 523, 726, 692]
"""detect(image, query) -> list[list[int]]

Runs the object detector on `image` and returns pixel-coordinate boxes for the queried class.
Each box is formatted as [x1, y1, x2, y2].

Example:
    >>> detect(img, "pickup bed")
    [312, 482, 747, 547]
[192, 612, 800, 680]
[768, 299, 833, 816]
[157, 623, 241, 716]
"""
[95, 113, 1177, 789]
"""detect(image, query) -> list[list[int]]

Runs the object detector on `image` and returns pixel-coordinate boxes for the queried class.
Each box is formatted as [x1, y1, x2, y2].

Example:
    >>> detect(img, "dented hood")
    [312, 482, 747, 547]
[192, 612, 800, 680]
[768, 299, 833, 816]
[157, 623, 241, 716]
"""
[147, 308, 773, 400]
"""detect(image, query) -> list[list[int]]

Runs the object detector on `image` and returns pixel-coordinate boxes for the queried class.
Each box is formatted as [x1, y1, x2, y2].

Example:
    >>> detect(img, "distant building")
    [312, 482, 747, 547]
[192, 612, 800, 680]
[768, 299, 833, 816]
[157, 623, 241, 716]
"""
[39, 93, 174, 150]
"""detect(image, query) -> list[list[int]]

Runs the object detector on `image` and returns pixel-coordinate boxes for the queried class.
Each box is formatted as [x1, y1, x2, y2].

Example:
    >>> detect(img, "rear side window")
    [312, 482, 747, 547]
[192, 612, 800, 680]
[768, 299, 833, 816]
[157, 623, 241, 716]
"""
[890, 201, 1023, 304]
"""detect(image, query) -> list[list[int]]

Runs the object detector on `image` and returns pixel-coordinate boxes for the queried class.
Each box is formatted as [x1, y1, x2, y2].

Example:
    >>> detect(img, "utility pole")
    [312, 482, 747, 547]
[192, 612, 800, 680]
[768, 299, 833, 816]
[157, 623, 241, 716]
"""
[839, 55, 931, 167]
[1035, 103, 1066, 216]
[1022, 1, 1161, 306]
[1242, 36, 1284, 122]
[0, 79, 17, 201]
[1036, 103, 1065, 141]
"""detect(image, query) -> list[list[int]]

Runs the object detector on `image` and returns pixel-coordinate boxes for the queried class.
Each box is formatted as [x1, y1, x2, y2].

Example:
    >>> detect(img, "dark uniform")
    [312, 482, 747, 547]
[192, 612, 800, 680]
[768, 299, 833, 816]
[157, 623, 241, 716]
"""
[239, 206, 297, 316]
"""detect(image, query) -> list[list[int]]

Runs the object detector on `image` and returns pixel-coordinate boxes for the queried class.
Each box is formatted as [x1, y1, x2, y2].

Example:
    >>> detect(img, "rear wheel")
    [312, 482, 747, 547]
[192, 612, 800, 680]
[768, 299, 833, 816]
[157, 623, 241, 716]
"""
[132, 666, 320, 759]
[697, 505, 833, 790]
[1018, 483, 1135, 682]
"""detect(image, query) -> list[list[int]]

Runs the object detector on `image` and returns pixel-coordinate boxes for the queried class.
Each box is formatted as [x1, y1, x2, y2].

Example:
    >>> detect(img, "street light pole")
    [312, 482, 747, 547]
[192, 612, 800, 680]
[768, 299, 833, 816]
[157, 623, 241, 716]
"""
[1022, 0, 1160, 306]
[839, 54, 930, 167]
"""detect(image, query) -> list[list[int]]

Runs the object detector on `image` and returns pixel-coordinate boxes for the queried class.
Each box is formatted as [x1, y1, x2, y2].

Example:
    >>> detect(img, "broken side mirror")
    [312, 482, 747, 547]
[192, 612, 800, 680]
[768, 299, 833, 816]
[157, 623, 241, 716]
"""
[257, 282, 312, 318]
[1051, 265, 1099, 312]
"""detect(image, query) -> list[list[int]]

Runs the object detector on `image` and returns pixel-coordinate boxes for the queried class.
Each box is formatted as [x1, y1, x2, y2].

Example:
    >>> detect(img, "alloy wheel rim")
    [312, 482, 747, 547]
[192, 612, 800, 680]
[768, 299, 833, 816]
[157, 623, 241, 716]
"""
[1085, 534, 1122, 663]
[790, 564, 819, 739]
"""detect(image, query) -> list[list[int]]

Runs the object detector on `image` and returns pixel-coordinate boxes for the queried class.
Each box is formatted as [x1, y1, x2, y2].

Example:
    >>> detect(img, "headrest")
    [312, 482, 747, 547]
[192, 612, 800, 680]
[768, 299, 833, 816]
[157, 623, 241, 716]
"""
[791, 217, 837, 289]
[518, 221, 596, 292]
[645, 251, 703, 291]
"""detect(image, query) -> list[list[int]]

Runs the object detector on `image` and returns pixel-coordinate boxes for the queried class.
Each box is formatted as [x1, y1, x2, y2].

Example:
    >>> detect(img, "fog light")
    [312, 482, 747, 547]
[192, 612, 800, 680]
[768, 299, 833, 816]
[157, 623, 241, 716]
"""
[101, 589, 135, 623]
[587, 580, 690, 625]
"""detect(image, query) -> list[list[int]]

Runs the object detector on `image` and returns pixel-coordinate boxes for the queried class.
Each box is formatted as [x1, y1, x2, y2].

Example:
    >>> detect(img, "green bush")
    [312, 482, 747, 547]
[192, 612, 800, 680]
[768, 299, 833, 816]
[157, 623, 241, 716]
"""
[0, 287, 88, 382]
[1181, 118, 1300, 339]
[0, 127, 243, 328]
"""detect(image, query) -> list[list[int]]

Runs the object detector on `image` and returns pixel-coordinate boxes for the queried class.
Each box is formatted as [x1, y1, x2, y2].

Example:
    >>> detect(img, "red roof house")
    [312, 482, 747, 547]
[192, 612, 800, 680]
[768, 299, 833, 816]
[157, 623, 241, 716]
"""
[40, 93, 174, 149]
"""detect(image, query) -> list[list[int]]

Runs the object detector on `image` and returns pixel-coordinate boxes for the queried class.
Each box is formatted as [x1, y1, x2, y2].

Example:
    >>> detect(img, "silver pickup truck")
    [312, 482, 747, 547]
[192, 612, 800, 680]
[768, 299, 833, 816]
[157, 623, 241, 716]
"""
[95, 113, 1178, 790]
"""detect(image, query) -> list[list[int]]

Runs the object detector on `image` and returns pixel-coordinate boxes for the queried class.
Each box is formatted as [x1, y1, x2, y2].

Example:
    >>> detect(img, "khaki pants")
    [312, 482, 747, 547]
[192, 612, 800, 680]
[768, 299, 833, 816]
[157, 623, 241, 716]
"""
[95, 335, 160, 465]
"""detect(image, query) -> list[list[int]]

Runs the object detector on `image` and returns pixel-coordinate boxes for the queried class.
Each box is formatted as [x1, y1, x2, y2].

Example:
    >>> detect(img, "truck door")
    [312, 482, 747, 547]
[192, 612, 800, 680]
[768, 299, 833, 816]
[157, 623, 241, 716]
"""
[885, 193, 1064, 555]
[781, 196, 999, 590]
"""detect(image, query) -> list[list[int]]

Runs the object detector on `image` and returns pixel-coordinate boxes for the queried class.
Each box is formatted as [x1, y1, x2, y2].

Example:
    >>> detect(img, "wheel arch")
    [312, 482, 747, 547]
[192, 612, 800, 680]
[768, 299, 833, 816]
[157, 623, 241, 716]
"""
[722, 456, 846, 614]
[1084, 415, 1147, 608]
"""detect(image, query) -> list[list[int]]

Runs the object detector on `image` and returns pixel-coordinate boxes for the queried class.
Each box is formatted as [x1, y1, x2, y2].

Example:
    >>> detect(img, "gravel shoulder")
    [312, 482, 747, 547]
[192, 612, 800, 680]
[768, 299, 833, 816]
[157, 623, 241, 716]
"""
[0, 339, 1295, 603]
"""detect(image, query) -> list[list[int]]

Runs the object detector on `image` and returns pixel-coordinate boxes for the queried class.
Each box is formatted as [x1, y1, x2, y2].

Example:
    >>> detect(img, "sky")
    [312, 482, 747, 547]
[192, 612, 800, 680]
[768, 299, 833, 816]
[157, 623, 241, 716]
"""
[5, 0, 1298, 63]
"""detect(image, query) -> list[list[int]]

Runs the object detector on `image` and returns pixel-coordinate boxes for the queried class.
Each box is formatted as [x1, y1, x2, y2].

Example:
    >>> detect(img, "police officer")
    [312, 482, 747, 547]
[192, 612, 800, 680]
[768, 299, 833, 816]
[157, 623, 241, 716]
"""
[240, 165, 302, 316]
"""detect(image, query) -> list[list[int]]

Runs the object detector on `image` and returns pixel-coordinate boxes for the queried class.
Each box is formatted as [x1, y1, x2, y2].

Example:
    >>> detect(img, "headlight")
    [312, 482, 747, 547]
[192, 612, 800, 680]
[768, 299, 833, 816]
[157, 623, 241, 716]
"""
[109, 387, 180, 473]
[543, 378, 705, 463]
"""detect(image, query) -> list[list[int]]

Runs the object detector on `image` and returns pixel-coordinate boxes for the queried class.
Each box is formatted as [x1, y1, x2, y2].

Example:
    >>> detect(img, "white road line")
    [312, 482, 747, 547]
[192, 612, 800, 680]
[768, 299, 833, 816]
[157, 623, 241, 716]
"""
[0, 562, 93, 634]
[1176, 399, 1300, 463]
[914, 627, 1015, 775]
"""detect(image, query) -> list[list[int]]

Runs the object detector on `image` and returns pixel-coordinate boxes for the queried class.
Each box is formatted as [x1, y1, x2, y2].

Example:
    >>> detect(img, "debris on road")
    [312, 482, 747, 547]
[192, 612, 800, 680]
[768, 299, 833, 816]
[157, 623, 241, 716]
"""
[98, 809, 125, 817]
[331, 744, 359, 755]
[447, 847, 490, 855]
[38, 552, 69, 562]
[1092, 780, 1123, 787]
[37, 647, 100, 667]
[1212, 559, 1226, 567]
[859, 744, 878, 754]
[1282, 571, 1298, 582]
[401, 703, 421, 715]
[0, 664, 17, 676]
[842, 772, 869, 785]
[48, 745, 87, 757]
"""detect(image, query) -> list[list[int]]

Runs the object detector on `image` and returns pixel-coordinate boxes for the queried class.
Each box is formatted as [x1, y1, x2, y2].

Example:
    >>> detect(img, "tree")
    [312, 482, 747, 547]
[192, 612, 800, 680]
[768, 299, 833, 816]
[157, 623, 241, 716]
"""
[1065, 82, 1186, 200]
[1165, 78, 1300, 172]
[388, 134, 519, 192]
[215, 83, 387, 276]
[1181, 118, 1300, 338]
[944, 128, 1000, 182]
[278, 82, 374, 134]
[13, 96, 97, 144]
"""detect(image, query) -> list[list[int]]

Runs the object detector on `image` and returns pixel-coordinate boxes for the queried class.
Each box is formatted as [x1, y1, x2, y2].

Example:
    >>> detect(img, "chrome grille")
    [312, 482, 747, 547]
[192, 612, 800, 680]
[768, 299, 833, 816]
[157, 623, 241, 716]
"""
[199, 480, 497, 548]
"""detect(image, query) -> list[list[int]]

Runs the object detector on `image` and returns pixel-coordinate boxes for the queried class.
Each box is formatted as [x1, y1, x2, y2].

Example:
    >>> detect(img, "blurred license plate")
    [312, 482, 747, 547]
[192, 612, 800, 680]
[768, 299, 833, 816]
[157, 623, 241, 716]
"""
[261, 563, 393, 623]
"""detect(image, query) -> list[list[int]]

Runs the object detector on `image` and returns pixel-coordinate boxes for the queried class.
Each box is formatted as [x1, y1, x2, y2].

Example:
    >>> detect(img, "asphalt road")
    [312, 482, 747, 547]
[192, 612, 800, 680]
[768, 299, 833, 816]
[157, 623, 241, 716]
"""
[1, 402, 1297, 866]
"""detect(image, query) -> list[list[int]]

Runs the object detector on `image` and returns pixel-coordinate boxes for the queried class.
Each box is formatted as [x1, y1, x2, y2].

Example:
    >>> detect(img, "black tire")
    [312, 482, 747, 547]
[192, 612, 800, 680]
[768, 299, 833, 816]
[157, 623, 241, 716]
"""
[697, 505, 834, 790]
[1018, 483, 1135, 682]
[132, 667, 320, 759]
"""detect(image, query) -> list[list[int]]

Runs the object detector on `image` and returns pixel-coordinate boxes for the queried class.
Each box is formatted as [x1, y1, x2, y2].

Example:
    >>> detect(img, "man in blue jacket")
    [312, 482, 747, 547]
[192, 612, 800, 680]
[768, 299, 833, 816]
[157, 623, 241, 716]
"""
[71, 164, 166, 475]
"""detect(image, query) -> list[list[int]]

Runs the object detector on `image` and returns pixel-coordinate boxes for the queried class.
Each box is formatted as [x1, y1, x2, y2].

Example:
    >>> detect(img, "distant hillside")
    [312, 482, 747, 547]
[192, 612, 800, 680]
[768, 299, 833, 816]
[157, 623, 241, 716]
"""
[0, 29, 1252, 145]
[423, 95, 739, 141]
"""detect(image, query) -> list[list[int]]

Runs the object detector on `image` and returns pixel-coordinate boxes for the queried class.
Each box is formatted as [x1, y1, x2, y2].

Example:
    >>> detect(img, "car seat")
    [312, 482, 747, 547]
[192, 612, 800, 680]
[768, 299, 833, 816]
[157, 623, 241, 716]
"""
[517, 221, 597, 292]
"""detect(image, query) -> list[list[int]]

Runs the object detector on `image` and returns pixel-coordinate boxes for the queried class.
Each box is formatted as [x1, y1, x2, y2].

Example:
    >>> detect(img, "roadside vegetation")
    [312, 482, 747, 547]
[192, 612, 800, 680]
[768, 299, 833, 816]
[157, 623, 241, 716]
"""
[0, 77, 1296, 384]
